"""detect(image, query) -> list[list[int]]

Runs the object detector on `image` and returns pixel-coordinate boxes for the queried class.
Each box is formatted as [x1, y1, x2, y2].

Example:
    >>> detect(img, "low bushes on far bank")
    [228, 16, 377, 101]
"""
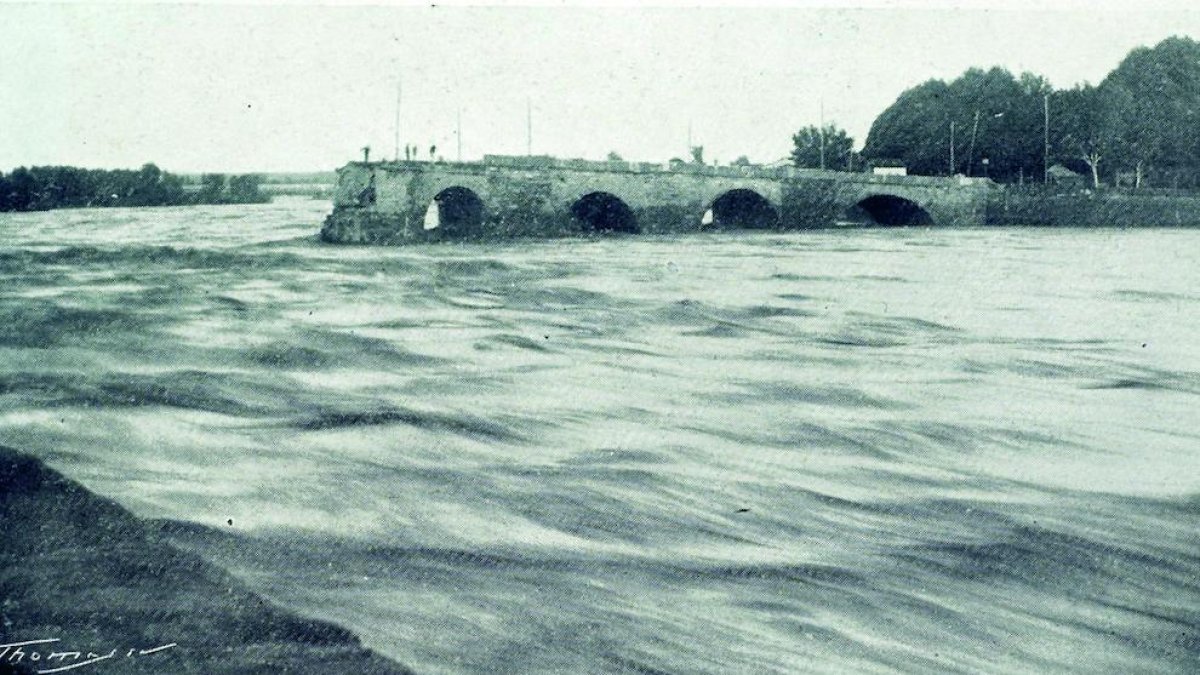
[0, 163, 270, 213]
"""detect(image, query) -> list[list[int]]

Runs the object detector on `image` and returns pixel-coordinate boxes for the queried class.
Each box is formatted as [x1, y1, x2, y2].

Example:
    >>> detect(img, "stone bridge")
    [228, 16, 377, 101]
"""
[320, 156, 993, 244]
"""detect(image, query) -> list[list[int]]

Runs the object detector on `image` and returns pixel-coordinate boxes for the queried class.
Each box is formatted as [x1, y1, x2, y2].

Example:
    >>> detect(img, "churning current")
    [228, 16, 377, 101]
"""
[1, 198, 1197, 673]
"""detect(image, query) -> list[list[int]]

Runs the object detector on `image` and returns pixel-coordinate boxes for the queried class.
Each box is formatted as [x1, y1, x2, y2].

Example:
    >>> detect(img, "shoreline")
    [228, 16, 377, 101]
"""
[987, 188, 1200, 228]
[0, 445, 411, 675]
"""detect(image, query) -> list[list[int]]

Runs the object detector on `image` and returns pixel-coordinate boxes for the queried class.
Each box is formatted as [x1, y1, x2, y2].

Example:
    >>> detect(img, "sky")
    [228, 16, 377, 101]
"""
[3, 2, 1200, 173]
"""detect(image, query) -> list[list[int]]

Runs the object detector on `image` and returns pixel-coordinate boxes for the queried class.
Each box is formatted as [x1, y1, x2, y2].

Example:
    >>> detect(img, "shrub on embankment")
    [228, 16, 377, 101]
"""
[986, 186, 1200, 227]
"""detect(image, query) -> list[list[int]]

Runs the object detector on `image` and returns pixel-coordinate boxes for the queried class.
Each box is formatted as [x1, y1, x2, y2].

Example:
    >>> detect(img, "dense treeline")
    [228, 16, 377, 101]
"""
[0, 163, 268, 212]
[808, 36, 1200, 189]
[861, 67, 1052, 182]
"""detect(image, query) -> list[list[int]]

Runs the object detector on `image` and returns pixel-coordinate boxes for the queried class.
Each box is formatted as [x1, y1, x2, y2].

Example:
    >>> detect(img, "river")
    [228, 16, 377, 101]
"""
[1, 198, 1197, 673]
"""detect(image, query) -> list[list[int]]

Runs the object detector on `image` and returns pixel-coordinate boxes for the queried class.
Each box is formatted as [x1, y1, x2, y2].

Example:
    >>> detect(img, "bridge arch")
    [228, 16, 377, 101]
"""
[847, 194, 934, 226]
[424, 186, 486, 235]
[703, 189, 779, 229]
[570, 192, 639, 234]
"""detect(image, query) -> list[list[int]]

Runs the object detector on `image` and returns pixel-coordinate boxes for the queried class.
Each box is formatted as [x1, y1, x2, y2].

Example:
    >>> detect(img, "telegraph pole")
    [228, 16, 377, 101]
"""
[819, 99, 826, 171]
[949, 121, 956, 175]
[526, 97, 532, 156]
[1043, 93, 1051, 183]
[457, 107, 462, 162]
[967, 109, 981, 176]
[393, 80, 401, 162]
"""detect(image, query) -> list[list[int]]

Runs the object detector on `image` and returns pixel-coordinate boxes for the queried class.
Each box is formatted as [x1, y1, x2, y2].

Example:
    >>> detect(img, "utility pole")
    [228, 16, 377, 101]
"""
[456, 107, 462, 163]
[967, 109, 981, 176]
[819, 99, 826, 171]
[526, 97, 532, 156]
[687, 119, 693, 156]
[1043, 93, 1051, 183]
[393, 80, 402, 162]
[949, 121, 956, 175]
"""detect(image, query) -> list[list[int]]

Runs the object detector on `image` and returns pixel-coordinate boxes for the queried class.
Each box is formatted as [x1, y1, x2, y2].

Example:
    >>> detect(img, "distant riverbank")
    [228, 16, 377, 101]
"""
[0, 164, 269, 213]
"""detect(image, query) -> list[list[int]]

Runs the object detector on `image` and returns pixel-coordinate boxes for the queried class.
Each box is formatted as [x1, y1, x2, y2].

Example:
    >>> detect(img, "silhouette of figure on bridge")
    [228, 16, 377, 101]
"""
[357, 173, 376, 207]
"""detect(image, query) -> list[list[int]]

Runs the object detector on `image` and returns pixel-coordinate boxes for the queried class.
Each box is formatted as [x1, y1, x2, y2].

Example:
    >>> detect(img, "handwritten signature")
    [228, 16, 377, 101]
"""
[0, 638, 177, 673]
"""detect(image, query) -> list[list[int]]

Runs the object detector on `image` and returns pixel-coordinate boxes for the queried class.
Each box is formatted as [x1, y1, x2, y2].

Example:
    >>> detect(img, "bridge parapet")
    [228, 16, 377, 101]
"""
[343, 157, 991, 186]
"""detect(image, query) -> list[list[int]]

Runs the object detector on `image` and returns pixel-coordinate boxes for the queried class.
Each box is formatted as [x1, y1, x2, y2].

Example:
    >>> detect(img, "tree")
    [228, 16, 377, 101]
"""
[198, 173, 226, 203]
[124, 163, 160, 206]
[1098, 36, 1200, 188]
[227, 174, 265, 204]
[791, 124, 853, 170]
[3, 167, 37, 211]
[732, 155, 752, 167]
[862, 67, 1051, 182]
[159, 171, 186, 205]
[1051, 85, 1110, 188]
[606, 151, 623, 161]
[862, 79, 954, 176]
[689, 145, 704, 165]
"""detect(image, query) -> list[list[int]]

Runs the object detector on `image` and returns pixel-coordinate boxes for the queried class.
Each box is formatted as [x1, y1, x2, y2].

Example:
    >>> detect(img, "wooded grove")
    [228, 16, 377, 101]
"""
[857, 36, 1200, 188]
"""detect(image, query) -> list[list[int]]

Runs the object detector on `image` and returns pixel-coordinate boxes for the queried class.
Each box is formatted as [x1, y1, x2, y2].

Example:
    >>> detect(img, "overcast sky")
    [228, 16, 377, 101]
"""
[3, 3, 1200, 173]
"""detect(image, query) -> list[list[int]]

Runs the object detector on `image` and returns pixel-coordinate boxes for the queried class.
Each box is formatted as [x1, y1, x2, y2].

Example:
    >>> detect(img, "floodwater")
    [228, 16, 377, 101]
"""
[1, 198, 1198, 673]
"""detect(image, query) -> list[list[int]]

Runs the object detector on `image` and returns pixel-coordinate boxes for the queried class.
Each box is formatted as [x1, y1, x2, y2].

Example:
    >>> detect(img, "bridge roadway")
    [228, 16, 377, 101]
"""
[320, 156, 993, 244]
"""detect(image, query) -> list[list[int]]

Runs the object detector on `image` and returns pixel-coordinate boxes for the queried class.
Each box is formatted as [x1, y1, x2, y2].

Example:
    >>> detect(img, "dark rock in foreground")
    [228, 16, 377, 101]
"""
[0, 445, 411, 674]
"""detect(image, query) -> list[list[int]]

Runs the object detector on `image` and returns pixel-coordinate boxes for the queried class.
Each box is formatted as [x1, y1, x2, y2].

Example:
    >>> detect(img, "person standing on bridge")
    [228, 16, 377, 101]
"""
[357, 173, 376, 207]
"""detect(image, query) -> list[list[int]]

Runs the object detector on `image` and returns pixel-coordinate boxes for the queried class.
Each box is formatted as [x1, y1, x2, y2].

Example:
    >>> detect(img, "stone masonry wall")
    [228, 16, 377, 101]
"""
[321, 161, 992, 244]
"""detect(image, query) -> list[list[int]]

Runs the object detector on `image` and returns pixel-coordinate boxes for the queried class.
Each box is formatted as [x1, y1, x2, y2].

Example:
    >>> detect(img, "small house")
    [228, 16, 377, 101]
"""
[1047, 164, 1087, 187]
